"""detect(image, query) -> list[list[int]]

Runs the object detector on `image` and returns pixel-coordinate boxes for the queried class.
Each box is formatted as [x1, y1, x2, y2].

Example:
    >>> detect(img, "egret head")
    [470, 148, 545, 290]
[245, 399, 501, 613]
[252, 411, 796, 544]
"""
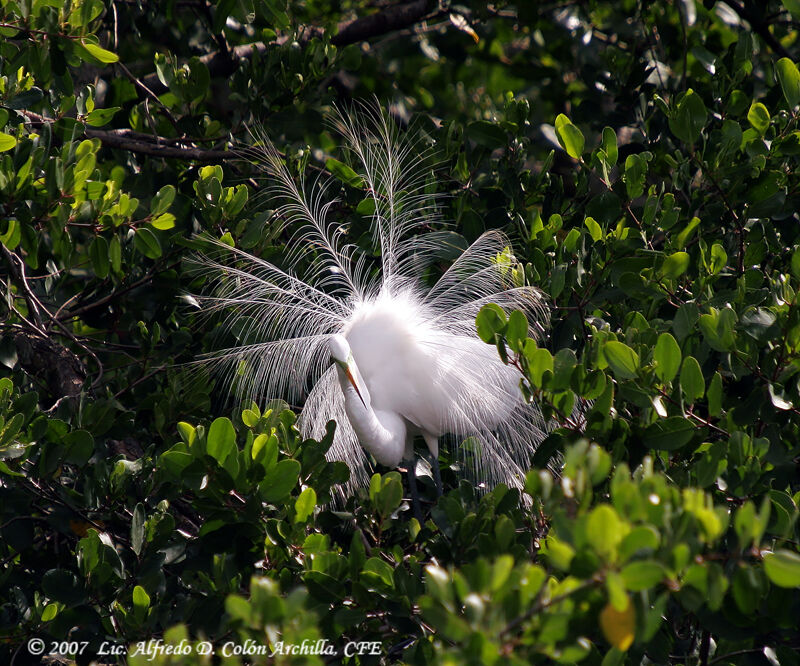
[329, 334, 351, 367]
[329, 334, 368, 408]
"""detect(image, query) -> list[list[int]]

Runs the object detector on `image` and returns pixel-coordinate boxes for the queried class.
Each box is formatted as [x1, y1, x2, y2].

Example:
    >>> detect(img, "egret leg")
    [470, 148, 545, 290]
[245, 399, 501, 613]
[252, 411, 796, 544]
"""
[431, 454, 443, 497]
[404, 458, 423, 521]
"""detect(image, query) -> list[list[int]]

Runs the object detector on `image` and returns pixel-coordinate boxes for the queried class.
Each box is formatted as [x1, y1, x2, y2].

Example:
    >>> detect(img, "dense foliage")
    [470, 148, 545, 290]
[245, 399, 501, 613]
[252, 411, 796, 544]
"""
[2, 0, 800, 664]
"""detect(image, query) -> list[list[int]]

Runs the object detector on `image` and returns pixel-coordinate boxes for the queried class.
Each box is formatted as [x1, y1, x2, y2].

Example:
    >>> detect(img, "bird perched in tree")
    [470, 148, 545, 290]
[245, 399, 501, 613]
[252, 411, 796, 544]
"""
[195, 104, 550, 514]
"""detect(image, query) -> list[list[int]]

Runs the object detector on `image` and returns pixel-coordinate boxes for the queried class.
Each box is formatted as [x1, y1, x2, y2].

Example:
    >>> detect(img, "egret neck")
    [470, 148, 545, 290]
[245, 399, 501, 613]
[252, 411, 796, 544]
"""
[330, 335, 410, 467]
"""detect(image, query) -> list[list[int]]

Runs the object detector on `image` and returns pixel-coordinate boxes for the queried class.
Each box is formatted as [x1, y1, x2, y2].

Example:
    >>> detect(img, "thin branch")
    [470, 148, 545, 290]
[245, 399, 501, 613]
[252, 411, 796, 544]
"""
[60, 260, 182, 321]
[719, 0, 791, 59]
[19, 110, 233, 160]
[116, 60, 181, 132]
[137, 0, 434, 98]
[1, 245, 45, 330]
[501, 578, 598, 636]
[82, 127, 232, 160]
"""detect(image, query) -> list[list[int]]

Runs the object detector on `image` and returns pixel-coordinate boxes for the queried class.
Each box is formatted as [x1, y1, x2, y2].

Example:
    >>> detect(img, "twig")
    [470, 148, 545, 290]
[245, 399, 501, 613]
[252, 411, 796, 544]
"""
[1, 245, 45, 330]
[19, 110, 233, 160]
[84, 126, 232, 160]
[116, 60, 181, 132]
[136, 0, 434, 98]
[501, 578, 597, 636]
[719, 0, 791, 59]
[112, 365, 166, 399]
[60, 260, 182, 321]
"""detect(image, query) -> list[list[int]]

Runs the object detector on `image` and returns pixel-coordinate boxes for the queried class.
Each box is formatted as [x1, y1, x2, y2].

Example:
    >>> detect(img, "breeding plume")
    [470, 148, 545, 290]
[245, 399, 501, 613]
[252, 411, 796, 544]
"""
[196, 105, 550, 507]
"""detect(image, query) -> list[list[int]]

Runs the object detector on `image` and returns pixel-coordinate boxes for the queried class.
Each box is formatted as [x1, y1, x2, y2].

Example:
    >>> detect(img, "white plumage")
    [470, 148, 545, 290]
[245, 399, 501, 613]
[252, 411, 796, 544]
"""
[195, 104, 551, 500]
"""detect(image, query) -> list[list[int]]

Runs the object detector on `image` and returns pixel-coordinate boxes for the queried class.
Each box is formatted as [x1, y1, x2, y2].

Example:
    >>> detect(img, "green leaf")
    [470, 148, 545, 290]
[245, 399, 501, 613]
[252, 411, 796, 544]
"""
[252, 433, 278, 470]
[747, 102, 771, 134]
[734, 500, 769, 549]
[0, 132, 17, 152]
[619, 526, 660, 561]
[584, 216, 602, 242]
[89, 236, 110, 279]
[63, 430, 94, 466]
[225, 184, 248, 217]
[602, 127, 618, 163]
[525, 345, 553, 388]
[783, 0, 800, 19]
[133, 227, 162, 259]
[623, 153, 647, 199]
[644, 416, 695, 451]
[109, 235, 122, 273]
[776, 58, 800, 108]
[41, 604, 58, 622]
[85, 107, 119, 127]
[669, 89, 707, 144]
[707, 243, 727, 275]
[261, 459, 301, 502]
[763, 550, 800, 588]
[606, 571, 628, 611]
[158, 450, 193, 479]
[654, 332, 681, 383]
[476, 303, 507, 344]
[543, 536, 575, 570]
[679, 356, 704, 403]
[242, 409, 259, 428]
[676, 216, 700, 249]
[604, 341, 640, 380]
[150, 213, 176, 230]
[599, 126, 618, 181]
[325, 158, 364, 188]
[151, 184, 176, 216]
[0, 219, 21, 250]
[133, 585, 150, 610]
[7, 88, 44, 110]
[660, 251, 690, 279]
[206, 417, 236, 465]
[620, 561, 667, 591]
[554, 113, 585, 159]
[42, 569, 83, 605]
[586, 505, 624, 559]
[505, 310, 528, 352]
[362, 557, 395, 589]
[131, 503, 145, 556]
[81, 41, 119, 63]
[465, 120, 507, 148]
[699, 307, 737, 352]
[356, 198, 376, 216]
[294, 487, 316, 523]
[371, 472, 403, 515]
[707, 372, 723, 416]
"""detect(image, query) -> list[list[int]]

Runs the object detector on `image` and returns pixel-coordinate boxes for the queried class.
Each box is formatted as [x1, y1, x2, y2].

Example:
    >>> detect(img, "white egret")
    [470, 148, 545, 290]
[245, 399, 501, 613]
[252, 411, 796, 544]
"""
[195, 105, 551, 512]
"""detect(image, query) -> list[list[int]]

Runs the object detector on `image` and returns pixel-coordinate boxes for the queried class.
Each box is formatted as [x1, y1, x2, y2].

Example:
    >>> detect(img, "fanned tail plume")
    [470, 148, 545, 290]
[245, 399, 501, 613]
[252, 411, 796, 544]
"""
[194, 103, 554, 502]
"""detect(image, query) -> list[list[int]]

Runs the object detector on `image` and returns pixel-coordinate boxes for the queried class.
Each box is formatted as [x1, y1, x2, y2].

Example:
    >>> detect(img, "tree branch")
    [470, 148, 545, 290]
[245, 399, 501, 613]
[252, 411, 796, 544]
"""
[13, 329, 86, 404]
[82, 127, 233, 160]
[19, 110, 234, 161]
[720, 0, 791, 59]
[14, 3, 435, 160]
[137, 0, 433, 98]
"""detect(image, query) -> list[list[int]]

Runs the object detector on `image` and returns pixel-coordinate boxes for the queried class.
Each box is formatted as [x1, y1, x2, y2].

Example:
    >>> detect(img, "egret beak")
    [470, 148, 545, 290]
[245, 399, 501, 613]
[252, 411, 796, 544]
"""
[344, 365, 368, 409]
[333, 355, 369, 409]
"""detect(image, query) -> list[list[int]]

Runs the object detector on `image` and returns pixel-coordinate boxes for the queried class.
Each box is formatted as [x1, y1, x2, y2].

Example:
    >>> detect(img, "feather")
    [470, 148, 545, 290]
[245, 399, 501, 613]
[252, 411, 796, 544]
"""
[194, 103, 552, 500]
